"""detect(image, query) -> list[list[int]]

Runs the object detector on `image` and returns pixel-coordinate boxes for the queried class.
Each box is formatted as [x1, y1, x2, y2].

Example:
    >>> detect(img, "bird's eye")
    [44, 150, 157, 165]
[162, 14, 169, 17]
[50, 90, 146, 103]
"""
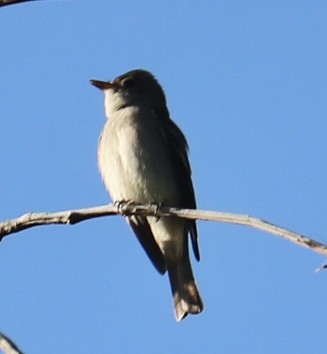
[122, 78, 135, 89]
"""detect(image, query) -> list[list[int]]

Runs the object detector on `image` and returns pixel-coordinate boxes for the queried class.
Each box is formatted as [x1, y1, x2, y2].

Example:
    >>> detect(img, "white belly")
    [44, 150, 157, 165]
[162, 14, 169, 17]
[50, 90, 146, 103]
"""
[98, 106, 186, 257]
[98, 107, 179, 205]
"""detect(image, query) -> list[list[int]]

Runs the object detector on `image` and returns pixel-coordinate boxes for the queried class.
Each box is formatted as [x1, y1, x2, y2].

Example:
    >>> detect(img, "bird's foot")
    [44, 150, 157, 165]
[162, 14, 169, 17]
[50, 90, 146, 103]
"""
[114, 200, 134, 214]
[150, 202, 162, 222]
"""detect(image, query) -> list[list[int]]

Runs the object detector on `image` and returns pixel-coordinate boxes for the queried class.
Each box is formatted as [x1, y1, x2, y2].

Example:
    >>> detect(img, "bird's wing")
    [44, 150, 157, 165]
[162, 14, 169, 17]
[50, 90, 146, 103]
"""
[127, 215, 167, 274]
[153, 107, 200, 261]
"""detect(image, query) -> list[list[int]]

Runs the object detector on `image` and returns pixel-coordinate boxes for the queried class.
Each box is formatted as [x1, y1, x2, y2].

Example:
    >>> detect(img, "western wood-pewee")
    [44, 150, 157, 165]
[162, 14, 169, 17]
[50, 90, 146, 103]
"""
[91, 69, 203, 321]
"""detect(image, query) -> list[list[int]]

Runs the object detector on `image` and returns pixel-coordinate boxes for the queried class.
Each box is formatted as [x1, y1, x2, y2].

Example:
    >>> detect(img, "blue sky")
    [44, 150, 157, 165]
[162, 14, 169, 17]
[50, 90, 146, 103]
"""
[1, 1, 327, 353]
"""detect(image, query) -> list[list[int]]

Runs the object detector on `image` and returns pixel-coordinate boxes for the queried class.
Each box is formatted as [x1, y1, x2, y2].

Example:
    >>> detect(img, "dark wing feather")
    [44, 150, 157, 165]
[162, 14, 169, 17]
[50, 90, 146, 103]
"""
[127, 215, 166, 274]
[154, 106, 200, 261]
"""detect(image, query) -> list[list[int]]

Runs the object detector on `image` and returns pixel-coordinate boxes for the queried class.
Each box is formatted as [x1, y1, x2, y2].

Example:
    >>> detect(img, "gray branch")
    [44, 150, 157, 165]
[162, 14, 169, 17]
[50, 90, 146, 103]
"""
[0, 332, 23, 354]
[0, 0, 41, 7]
[1, 203, 326, 258]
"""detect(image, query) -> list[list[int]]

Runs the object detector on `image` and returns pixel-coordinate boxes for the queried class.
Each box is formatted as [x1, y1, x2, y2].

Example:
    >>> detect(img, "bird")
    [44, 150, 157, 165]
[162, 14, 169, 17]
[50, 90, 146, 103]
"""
[90, 69, 203, 321]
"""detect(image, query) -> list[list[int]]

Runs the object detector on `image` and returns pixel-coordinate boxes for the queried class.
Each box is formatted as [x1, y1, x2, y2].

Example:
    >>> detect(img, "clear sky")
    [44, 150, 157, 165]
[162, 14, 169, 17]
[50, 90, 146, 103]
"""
[1, 1, 327, 353]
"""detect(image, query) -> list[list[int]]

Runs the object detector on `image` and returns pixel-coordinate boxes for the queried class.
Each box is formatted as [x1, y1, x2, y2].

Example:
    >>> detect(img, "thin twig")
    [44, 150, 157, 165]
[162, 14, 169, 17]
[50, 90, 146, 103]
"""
[0, 0, 41, 7]
[0, 203, 326, 257]
[0, 332, 23, 354]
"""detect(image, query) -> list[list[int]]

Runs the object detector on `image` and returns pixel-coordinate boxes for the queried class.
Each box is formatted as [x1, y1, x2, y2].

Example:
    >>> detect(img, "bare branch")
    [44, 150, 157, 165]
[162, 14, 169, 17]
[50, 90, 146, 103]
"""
[0, 0, 41, 7]
[0, 332, 23, 354]
[1, 203, 326, 257]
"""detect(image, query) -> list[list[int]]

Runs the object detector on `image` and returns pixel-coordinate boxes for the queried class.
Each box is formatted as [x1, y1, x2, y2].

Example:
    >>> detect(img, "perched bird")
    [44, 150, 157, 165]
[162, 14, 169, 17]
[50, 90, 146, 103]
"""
[91, 69, 203, 321]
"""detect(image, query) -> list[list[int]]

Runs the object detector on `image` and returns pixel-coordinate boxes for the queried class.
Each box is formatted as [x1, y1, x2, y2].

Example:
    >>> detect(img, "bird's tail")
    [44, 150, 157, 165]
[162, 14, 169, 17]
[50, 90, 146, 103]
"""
[167, 255, 203, 321]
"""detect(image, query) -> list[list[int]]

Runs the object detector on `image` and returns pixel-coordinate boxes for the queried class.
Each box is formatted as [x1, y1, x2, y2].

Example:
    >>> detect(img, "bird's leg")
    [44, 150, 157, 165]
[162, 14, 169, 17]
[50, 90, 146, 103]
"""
[150, 202, 162, 222]
[114, 200, 134, 215]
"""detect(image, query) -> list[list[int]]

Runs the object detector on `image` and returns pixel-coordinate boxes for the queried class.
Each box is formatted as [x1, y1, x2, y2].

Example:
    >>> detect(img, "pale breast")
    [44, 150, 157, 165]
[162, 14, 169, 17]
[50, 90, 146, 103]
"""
[98, 107, 180, 204]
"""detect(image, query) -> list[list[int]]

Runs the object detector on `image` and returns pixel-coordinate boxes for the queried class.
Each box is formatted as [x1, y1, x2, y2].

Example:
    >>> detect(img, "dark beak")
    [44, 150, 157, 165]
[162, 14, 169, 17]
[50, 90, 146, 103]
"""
[90, 79, 119, 90]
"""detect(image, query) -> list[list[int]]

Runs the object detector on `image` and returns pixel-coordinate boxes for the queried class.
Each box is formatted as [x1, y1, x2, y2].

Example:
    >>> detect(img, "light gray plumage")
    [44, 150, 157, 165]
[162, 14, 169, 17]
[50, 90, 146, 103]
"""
[91, 69, 203, 321]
